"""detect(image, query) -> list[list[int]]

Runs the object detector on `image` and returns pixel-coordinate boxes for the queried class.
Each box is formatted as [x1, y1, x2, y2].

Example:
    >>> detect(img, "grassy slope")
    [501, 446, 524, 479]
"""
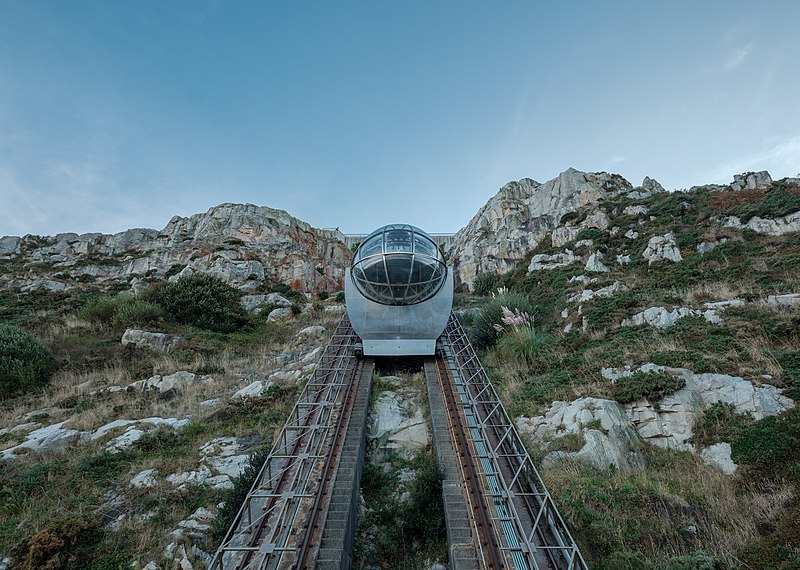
[466, 181, 800, 569]
[0, 285, 340, 567]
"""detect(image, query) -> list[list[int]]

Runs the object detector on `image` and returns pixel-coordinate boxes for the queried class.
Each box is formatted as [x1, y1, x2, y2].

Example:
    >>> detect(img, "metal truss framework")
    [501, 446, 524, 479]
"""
[211, 315, 361, 570]
[440, 315, 589, 570]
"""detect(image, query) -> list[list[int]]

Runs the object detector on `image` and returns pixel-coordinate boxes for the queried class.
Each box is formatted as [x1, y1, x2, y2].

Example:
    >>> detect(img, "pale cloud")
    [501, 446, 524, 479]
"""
[697, 135, 800, 185]
[606, 155, 628, 165]
[723, 43, 753, 72]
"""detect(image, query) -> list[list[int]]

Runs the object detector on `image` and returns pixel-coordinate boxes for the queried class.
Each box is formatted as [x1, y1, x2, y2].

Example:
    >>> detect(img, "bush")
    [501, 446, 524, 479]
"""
[212, 449, 269, 542]
[0, 325, 57, 399]
[335, 291, 345, 303]
[496, 328, 554, 367]
[472, 271, 498, 296]
[690, 402, 752, 448]
[611, 371, 686, 405]
[468, 292, 536, 349]
[730, 409, 800, 468]
[666, 551, 725, 570]
[79, 293, 163, 327]
[148, 273, 249, 332]
[318, 291, 330, 301]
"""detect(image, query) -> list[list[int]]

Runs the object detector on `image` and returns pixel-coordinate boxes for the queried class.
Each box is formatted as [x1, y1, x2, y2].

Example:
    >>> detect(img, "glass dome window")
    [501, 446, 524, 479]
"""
[351, 224, 447, 306]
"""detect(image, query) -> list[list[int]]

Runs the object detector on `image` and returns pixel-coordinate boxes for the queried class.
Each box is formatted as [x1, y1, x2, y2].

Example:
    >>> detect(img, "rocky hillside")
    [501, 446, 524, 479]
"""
[455, 168, 800, 568]
[0, 203, 351, 293]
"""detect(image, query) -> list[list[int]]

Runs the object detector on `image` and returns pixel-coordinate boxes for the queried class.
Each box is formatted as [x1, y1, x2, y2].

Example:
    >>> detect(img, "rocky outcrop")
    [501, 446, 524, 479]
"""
[368, 376, 429, 461]
[568, 281, 628, 303]
[701, 443, 737, 475]
[449, 168, 638, 289]
[528, 250, 576, 271]
[606, 363, 795, 451]
[730, 171, 772, 191]
[517, 397, 645, 470]
[1, 203, 351, 292]
[643, 233, 683, 264]
[622, 306, 722, 329]
[122, 329, 183, 352]
[722, 211, 800, 236]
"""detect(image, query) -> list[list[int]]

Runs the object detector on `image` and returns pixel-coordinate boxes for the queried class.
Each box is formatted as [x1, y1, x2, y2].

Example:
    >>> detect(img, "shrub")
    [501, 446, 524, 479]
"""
[666, 551, 725, 570]
[212, 449, 269, 542]
[611, 371, 686, 405]
[148, 273, 249, 332]
[468, 292, 536, 349]
[318, 291, 330, 301]
[496, 328, 554, 367]
[729, 409, 800, 468]
[0, 325, 57, 399]
[335, 291, 345, 303]
[111, 299, 164, 327]
[690, 402, 752, 448]
[472, 271, 499, 296]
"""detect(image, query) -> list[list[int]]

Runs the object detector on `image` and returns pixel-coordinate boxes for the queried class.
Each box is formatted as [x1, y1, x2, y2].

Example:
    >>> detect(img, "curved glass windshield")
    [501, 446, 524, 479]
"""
[351, 224, 447, 306]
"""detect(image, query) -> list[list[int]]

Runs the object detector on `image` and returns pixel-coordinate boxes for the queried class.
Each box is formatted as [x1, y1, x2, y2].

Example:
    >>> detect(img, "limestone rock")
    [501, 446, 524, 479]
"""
[517, 397, 645, 470]
[623, 205, 649, 216]
[767, 293, 800, 306]
[0, 421, 88, 460]
[696, 238, 728, 255]
[624, 229, 639, 239]
[619, 363, 795, 450]
[703, 299, 745, 310]
[130, 469, 159, 488]
[569, 281, 628, 303]
[122, 329, 183, 353]
[584, 251, 610, 273]
[622, 306, 722, 329]
[369, 389, 429, 461]
[449, 168, 633, 289]
[232, 380, 274, 398]
[551, 226, 579, 247]
[616, 254, 631, 265]
[528, 250, 576, 271]
[128, 371, 212, 393]
[643, 233, 683, 264]
[267, 307, 292, 322]
[240, 293, 292, 313]
[730, 171, 772, 190]
[2, 203, 351, 292]
[200, 437, 251, 478]
[701, 443, 737, 475]
[296, 325, 326, 337]
[722, 211, 800, 236]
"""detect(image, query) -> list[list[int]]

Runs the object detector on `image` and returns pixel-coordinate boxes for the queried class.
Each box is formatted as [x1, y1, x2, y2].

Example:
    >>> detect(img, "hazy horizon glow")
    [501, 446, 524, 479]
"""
[1, 1, 799, 237]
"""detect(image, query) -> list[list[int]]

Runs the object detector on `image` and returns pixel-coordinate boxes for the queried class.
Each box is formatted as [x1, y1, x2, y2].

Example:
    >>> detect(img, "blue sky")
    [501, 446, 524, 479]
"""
[1, 1, 799, 237]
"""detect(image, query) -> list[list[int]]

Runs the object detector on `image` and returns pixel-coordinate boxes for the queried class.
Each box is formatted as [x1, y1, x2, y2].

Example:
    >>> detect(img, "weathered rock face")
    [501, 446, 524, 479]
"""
[722, 211, 800, 236]
[1, 203, 351, 292]
[517, 397, 645, 470]
[448, 168, 636, 290]
[730, 170, 772, 191]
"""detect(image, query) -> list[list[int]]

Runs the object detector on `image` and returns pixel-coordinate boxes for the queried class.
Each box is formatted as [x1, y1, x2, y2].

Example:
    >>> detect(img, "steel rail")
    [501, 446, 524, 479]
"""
[210, 315, 361, 570]
[439, 314, 589, 570]
[436, 352, 506, 569]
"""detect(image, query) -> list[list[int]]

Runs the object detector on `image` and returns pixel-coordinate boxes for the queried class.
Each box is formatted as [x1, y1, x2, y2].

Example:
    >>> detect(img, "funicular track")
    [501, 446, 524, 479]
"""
[211, 315, 371, 570]
[430, 314, 589, 570]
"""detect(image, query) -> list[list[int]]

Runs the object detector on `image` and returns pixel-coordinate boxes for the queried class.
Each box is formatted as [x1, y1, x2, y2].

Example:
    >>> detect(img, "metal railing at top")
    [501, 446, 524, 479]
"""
[441, 314, 589, 570]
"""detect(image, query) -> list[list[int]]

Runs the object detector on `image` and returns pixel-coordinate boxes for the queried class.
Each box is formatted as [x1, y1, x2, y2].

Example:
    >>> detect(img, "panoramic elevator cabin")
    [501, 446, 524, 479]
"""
[345, 224, 453, 356]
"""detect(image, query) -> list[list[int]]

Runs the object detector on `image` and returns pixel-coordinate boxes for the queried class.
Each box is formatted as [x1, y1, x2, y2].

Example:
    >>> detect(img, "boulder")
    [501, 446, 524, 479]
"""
[618, 363, 795, 450]
[200, 437, 251, 478]
[128, 371, 213, 393]
[130, 469, 159, 488]
[551, 226, 579, 247]
[517, 397, 645, 470]
[232, 380, 273, 398]
[528, 250, 576, 271]
[700, 443, 737, 475]
[767, 293, 800, 306]
[296, 325, 326, 337]
[643, 233, 683, 264]
[568, 281, 628, 303]
[0, 421, 88, 460]
[730, 171, 772, 191]
[122, 329, 183, 353]
[622, 306, 722, 329]
[0, 236, 21, 256]
[267, 307, 292, 322]
[240, 293, 292, 313]
[584, 251, 610, 273]
[722, 211, 800, 236]
[623, 205, 649, 216]
[696, 238, 727, 255]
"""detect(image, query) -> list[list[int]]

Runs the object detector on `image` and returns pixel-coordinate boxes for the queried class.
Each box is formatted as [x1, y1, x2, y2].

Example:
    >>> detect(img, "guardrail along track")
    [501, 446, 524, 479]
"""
[211, 315, 367, 570]
[434, 314, 589, 570]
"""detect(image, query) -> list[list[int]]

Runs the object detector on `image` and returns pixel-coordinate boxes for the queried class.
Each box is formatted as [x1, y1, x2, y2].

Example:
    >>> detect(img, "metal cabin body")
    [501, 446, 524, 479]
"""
[346, 267, 453, 356]
[345, 224, 454, 356]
